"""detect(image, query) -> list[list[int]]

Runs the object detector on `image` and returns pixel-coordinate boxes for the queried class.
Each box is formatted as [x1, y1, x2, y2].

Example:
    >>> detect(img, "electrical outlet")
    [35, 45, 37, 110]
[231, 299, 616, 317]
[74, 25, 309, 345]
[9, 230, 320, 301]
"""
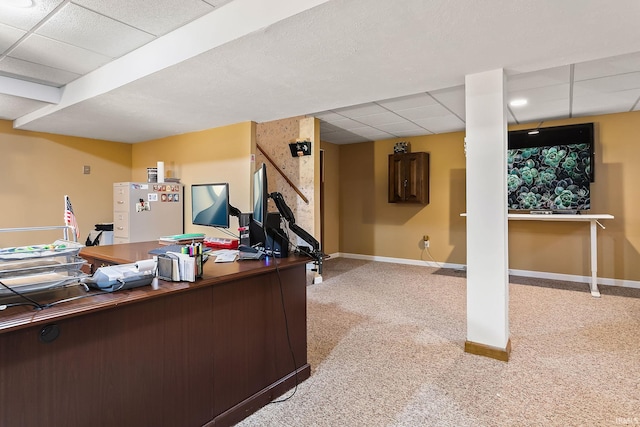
[424, 240, 430, 248]
[83, 165, 91, 174]
[423, 235, 430, 248]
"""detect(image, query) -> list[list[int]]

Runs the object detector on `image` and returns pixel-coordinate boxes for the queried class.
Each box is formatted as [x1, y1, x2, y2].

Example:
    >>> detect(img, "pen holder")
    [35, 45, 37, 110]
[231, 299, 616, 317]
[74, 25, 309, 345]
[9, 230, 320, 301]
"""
[195, 253, 203, 279]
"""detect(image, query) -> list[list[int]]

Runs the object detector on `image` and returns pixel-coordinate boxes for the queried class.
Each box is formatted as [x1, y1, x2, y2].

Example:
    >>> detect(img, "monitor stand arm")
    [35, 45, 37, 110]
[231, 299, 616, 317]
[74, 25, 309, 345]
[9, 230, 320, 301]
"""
[269, 192, 324, 274]
[229, 204, 242, 217]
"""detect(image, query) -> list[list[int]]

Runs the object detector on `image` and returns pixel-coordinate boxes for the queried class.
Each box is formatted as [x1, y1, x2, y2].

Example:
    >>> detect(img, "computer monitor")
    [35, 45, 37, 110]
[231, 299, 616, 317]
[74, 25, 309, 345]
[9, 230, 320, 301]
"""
[252, 163, 268, 227]
[250, 164, 269, 247]
[191, 183, 230, 228]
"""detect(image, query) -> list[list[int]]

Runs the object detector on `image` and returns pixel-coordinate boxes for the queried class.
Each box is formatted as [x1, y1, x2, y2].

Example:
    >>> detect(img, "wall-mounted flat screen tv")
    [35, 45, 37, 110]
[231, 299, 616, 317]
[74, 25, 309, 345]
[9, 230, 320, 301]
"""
[507, 123, 594, 212]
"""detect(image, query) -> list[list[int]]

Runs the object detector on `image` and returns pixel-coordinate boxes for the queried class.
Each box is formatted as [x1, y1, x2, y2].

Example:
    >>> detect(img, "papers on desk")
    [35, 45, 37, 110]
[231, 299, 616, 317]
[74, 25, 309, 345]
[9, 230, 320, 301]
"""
[156, 243, 204, 282]
[212, 249, 238, 263]
[157, 252, 197, 282]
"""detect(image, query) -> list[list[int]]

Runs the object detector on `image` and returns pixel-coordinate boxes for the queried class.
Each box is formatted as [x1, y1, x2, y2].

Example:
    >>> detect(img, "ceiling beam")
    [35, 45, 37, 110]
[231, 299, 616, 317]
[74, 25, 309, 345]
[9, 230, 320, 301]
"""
[0, 75, 61, 104]
[13, 0, 330, 129]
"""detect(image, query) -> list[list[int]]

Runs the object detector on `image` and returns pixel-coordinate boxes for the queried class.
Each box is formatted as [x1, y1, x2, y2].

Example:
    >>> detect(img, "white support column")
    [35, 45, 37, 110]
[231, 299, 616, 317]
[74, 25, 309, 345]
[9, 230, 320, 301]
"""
[464, 69, 511, 361]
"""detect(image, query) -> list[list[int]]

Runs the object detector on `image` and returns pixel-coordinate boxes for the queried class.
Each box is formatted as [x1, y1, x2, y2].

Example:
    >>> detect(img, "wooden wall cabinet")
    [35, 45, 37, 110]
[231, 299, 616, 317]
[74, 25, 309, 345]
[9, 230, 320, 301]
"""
[388, 152, 429, 204]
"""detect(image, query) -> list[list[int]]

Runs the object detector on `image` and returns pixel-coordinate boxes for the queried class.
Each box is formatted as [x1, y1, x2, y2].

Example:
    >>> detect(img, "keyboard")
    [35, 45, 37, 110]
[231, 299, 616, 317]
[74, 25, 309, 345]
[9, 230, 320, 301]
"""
[238, 251, 265, 260]
[238, 244, 259, 253]
[238, 245, 265, 260]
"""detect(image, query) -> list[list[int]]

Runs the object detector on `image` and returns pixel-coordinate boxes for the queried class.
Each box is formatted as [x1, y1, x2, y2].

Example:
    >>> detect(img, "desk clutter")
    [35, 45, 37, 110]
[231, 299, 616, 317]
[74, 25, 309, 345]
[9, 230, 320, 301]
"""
[1, 234, 252, 310]
[158, 232, 205, 245]
[83, 260, 156, 292]
[0, 240, 86, 299]
[204, 236, 239, 250]
[155, 242, 204, 282]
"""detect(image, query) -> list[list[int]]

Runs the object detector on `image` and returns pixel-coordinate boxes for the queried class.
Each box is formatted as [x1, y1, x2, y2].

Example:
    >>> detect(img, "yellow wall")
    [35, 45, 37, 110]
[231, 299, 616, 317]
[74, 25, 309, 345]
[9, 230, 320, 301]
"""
[131, 122, 254, 238]
[320, 141, 341, 255]
[508, 112, 640, 281]
[339, 131, 466, 263]
[0, 119, 252, 246]
[338, 111, 640, 282]
[0, 119, 132, 247]
[3, 107, 638, 282]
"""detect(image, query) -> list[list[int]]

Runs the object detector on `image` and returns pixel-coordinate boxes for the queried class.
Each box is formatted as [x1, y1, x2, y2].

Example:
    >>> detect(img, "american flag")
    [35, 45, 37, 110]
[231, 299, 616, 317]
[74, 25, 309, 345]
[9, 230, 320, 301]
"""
[64, 195, 80, 240]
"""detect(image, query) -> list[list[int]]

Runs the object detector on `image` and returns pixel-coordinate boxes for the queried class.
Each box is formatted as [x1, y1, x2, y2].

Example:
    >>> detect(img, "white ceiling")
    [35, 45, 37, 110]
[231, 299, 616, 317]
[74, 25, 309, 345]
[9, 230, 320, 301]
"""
[1, 0, 640, 144]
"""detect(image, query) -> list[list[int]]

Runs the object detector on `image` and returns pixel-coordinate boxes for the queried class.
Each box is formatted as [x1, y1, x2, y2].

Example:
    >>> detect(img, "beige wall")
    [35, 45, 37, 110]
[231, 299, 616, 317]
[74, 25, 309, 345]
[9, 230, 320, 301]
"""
[320, 141, 340, 254]
[338, 111, 640, 282]
[339, 131, 467, 263]
[508, 112, 640, 281]
[131, 122, 254, 238]
[4, 107, 638, 282]
[0, 119, 132, 247]
[1, 118, 256, 245]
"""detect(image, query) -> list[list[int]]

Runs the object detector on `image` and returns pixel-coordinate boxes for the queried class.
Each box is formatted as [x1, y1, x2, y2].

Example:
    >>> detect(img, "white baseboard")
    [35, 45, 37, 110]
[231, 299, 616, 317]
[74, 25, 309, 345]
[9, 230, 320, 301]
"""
[507, 268, 640, 290]
[329, 253, 640, 290]
[330, 252, 465, 270]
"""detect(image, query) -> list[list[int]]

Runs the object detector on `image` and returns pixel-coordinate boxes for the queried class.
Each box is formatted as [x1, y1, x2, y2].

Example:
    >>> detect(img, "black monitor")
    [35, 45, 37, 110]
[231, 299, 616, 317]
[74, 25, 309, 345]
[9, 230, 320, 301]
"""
[250, 164, 269, 247]
[252, 163, 268, 227]
[191, 183, 230, 228]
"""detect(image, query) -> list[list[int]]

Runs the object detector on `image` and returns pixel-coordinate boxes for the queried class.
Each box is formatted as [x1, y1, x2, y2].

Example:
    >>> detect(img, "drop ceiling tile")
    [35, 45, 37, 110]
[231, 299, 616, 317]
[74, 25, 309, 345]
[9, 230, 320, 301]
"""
[10, 34, 111, 75]
[349, 127, 395, 140]
[319, 122, 344, 134]
[413, 115, 465, 134]
[0, 56, 79, 86]
[429, 85, 465, 119]
[203, 0, 235, 8]
[377, 92, 435, 110]
[511, 99, 570, 124]
[572, 72, 640, 93]
[509, 84, 570, 105]
[572, 88, 640, 116]
[74, 0, 216, 36]
[0, 23, 26, 53]
[507, 66, 570, 91]
[0, 0, 63, 31]
[0, 93, 49, 120]
[36, 3, 155, 58]
[313, 111, 344, 121]
[321, 130, 369, 144]
[376, 121, 425, 133]
[574, 51, 640, 81]
[508, 85, 570, 123]
[323, 117, 364, 130]
[333, 103, 387, 118]
[393, 129, 433, 137]
[395, 103, 450, 121]
[355, 111, 405, 127]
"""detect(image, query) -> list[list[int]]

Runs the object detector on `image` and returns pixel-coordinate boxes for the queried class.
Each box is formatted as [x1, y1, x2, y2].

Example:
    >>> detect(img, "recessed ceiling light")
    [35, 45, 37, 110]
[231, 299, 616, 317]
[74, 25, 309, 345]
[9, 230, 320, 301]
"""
[510, 99, 528, 107]
[0, 0, 33, 7]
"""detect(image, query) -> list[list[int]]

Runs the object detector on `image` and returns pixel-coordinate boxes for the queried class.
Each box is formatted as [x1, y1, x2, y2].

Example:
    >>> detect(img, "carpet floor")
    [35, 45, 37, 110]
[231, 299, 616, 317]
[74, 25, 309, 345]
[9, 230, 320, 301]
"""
[237, 258, 640, 427]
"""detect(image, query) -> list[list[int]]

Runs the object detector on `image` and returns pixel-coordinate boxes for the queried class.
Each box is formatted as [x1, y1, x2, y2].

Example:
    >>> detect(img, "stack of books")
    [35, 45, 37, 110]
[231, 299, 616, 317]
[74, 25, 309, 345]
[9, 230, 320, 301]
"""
[158, 233, 205, 245]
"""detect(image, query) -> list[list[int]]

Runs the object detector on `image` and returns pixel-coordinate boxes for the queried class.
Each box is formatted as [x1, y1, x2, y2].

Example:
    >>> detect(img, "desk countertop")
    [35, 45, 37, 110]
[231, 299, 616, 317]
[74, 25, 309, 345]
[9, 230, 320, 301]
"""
[0, 241, 310, 334]
[461, 213, 614, 221]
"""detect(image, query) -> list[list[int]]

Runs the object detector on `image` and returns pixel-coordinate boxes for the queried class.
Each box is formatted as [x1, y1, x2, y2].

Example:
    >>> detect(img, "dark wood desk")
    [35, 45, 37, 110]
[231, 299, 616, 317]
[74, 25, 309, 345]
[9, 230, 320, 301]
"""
[0, 242, 310, 427]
